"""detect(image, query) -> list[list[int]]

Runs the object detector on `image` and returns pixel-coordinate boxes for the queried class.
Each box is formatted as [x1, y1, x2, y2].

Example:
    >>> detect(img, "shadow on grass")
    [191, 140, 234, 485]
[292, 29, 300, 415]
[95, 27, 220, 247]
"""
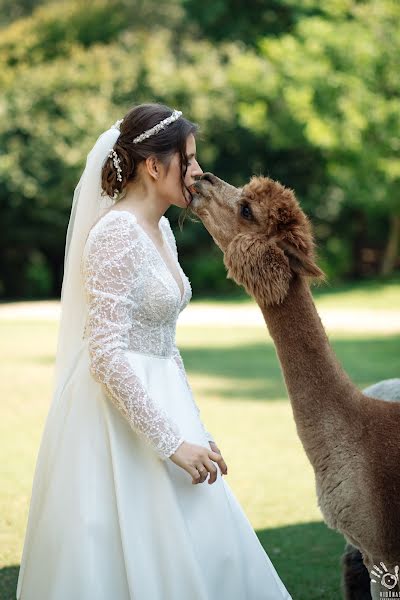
[257, 520, 346, 600]
[181, 334, 400, 402]
[2, 522, 346, 600]
[0, 565, 18, 600]
[23, 334, 400, 400]
[6, 318, 399, 402]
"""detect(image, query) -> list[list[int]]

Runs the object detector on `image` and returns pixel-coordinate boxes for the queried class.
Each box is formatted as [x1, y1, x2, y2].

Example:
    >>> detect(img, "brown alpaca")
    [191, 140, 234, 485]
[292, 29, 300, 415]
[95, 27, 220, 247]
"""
[189, 172, 400, 597]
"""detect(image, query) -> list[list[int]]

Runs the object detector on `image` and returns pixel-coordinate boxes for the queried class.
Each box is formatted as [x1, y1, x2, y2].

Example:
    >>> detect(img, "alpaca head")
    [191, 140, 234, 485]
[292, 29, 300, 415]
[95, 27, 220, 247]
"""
[190, 172, 325, 305]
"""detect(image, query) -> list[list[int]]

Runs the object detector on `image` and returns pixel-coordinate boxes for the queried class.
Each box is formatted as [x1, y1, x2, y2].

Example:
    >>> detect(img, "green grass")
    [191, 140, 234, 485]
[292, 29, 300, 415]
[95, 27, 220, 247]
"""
[1, 283, 399, 600]
[195, 274, 400, 311]
[312, 274, 400, 310]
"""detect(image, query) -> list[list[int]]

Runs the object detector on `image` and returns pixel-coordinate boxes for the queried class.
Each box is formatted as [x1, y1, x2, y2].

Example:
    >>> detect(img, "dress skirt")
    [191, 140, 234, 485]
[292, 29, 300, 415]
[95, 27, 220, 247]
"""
[16, 342, 292, 599]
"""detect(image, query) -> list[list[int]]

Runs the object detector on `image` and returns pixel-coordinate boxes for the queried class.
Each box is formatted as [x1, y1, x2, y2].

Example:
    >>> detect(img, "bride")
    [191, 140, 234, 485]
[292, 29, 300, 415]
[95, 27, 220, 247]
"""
[16, 103, 292, 599]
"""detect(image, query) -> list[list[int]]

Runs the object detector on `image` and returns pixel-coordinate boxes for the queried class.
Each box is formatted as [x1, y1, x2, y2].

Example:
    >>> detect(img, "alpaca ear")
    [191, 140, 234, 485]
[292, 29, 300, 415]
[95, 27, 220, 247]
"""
[277, 239, 325, 280]
[223, 233, 292, 305]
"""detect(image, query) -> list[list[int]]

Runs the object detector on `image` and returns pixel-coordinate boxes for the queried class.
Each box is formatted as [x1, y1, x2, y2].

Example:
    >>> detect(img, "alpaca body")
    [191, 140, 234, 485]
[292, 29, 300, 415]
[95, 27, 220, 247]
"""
[263, 275, 400, 568]
[189, 172, 400, 577]
[343, 380, 400, 600]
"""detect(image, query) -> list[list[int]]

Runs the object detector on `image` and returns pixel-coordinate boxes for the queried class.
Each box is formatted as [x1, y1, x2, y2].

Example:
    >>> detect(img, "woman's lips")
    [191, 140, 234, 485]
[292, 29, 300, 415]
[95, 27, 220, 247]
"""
[186, 182, 201, 205]
[184, 187, 193, 206]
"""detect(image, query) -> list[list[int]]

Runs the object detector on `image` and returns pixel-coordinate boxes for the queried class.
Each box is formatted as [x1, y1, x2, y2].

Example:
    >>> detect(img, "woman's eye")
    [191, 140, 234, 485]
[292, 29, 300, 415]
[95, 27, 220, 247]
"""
[240, 204, 252, 220]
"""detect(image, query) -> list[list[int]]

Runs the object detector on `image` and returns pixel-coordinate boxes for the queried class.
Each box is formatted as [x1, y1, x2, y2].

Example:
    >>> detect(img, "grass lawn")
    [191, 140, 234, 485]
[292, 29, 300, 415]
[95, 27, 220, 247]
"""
[198, 274, 400, 311]
[1, 278, 399, 600]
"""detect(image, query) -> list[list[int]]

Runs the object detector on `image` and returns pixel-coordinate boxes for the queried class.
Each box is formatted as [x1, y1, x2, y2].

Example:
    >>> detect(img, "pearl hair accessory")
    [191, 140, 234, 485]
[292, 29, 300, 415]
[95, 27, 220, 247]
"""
[132, 109, 182, 144]
[108, 119, 124, 199]
[107, 149, 123, 182]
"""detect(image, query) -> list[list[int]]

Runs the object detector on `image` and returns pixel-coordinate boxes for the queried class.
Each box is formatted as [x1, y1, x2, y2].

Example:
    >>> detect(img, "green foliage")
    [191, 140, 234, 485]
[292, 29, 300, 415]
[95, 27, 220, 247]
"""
[255, 1, 400, 275]
[0, 0, 44, 27]
[0, 0, 398, 298]
[24, 250, 53, 297]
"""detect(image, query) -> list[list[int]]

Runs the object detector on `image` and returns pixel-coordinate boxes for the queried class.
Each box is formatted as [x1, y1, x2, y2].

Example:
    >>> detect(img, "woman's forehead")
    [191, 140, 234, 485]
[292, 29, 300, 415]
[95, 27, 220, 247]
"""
[186, 133, 196, 154]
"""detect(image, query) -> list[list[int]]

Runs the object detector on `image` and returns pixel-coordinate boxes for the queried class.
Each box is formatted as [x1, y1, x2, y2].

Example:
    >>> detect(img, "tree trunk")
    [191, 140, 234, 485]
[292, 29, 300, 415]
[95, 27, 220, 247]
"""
[350, 209, 367, 278]
[381, 214, 400, 276]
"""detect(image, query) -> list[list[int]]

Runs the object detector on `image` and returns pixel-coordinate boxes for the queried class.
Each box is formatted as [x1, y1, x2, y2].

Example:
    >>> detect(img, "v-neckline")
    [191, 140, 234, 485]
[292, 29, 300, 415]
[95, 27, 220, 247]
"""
[108, 209, 185, 304]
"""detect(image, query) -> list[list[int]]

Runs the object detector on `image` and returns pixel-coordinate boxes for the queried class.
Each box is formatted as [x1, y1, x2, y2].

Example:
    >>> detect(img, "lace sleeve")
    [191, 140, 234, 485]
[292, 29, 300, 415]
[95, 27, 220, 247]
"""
[82, 213, 185, 460]
[162, 216, 215, 444]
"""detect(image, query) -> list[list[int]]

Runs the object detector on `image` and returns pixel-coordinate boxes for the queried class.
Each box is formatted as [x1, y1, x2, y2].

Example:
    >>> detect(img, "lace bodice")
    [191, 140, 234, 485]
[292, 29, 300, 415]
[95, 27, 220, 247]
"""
[80, 210, 214, 460]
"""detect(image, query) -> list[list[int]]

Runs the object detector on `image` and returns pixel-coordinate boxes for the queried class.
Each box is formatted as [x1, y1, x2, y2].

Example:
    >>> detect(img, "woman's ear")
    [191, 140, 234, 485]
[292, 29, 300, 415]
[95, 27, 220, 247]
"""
[145, 156, 160, 180]
[223, 233, 292, 306]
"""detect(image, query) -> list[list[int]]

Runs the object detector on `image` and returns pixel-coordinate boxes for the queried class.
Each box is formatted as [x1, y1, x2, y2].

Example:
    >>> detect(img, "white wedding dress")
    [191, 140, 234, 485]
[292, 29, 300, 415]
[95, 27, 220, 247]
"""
[16, 209, 292, 600]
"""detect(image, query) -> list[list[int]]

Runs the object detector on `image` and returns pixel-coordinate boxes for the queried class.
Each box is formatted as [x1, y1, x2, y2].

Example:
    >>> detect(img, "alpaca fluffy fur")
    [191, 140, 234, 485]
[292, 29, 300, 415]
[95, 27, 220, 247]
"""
[190, 173, 400, 598]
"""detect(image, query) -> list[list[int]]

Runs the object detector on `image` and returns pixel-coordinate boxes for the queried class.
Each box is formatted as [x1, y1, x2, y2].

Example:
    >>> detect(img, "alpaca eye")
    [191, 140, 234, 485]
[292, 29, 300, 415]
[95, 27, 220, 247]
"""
[240, 204, 253, 220]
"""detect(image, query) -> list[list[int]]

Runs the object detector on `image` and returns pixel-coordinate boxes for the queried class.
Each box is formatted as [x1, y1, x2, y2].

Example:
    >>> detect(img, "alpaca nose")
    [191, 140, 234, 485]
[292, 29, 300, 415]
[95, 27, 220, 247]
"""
[200, 172, 218, 185]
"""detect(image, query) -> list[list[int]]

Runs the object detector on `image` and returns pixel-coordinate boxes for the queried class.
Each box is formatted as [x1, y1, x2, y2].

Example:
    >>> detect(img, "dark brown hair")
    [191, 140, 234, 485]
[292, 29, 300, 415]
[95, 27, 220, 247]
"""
[101, 103, 198, 203]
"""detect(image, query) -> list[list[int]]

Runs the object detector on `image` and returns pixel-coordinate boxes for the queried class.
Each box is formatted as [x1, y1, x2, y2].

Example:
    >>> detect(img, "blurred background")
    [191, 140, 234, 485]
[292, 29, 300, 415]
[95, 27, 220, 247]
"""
[0, 1, 399, 599]
[0, 0, 399, 298]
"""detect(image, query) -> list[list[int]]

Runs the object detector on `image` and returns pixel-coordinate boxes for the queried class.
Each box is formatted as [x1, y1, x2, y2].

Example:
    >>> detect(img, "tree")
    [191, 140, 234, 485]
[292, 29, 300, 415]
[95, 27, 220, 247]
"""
[0, 0, 398, 298]
[253, 0, 400, 275]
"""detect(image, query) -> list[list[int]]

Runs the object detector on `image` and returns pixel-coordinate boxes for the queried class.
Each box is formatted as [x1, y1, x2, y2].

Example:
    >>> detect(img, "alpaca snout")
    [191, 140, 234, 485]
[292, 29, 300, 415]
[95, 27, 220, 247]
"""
[191, 172, 217, 195]
[199, 172, 218, 185]
[190, 175, 215, 208]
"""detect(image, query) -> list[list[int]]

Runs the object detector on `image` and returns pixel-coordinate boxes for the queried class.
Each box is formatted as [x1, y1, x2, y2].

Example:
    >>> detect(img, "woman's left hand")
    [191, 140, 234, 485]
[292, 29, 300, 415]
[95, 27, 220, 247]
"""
[208, 441, 228, 477]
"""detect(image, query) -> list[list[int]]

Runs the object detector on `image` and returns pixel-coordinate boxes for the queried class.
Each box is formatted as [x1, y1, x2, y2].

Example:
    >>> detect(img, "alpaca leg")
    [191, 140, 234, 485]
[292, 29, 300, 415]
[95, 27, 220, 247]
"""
[341, 542, 372, 599]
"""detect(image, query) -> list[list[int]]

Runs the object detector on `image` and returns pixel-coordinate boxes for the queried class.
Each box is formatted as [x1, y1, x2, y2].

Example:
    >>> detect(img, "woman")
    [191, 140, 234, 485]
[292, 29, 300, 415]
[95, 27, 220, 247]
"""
[16, 103, 292, 599]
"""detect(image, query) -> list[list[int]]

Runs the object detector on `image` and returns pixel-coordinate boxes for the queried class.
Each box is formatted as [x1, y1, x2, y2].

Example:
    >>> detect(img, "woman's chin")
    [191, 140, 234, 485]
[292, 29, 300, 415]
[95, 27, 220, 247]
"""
[183, 190, 193, 207]
[171, 196, 191, 209]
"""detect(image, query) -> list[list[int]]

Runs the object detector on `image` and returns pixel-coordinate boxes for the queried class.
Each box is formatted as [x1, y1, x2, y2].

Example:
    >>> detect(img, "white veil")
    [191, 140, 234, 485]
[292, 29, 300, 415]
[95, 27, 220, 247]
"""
[52, 119, 123, 398]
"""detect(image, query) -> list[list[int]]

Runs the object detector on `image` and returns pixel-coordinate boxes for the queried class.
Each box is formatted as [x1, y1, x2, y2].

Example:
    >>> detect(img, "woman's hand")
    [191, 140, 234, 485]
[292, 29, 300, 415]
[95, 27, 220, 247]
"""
[208, 441, 228, 478]
[169, 441, 228, 485]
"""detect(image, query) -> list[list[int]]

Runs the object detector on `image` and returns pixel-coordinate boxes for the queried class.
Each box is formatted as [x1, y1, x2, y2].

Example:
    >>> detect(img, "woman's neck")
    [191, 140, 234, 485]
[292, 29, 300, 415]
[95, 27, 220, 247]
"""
[118, 181, 168, 230]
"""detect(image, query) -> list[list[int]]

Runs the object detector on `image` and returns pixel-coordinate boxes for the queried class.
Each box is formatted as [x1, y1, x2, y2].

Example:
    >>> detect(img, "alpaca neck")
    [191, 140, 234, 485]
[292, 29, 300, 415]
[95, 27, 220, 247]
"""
[257, 275, 358, 464]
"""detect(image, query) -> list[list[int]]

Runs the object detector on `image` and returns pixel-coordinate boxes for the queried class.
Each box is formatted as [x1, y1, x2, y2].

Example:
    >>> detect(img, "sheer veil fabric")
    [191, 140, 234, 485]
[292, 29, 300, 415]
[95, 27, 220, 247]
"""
[52, 122, 121, 399]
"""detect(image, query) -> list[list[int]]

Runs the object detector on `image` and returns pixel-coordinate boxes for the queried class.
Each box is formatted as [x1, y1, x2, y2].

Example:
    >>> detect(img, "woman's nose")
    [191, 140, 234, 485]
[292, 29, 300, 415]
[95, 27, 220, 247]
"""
[193, 163, 203, 177]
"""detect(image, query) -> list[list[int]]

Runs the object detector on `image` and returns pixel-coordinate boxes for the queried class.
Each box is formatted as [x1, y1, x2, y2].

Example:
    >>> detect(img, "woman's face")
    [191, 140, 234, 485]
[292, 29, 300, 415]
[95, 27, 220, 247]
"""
[159, 133, 203, 209]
